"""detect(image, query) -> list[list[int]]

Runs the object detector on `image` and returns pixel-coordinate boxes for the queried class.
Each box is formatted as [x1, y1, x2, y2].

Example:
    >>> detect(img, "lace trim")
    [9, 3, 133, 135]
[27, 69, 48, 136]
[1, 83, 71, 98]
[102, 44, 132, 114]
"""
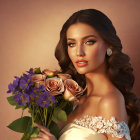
[73, 115, 131, 140]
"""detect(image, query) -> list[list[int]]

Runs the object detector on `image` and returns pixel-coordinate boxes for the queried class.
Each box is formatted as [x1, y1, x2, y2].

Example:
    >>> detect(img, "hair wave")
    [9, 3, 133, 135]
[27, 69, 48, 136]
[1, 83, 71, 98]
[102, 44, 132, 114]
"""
[55, 9, 140, 140]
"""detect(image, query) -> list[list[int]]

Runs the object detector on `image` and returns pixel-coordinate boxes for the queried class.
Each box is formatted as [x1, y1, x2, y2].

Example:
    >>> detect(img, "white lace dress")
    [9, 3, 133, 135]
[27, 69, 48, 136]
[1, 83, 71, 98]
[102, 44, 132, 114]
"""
[59, 115, 131, 140]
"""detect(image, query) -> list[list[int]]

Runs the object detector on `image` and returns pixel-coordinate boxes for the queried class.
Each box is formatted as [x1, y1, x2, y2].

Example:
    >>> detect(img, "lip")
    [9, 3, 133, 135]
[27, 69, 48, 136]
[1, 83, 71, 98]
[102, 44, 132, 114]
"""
[75, 59, 88, 67]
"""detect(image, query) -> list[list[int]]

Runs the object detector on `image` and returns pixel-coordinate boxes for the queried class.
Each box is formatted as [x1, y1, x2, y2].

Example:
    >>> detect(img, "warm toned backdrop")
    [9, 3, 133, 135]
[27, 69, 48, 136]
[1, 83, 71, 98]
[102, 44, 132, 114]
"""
[0, 0, 140, 140]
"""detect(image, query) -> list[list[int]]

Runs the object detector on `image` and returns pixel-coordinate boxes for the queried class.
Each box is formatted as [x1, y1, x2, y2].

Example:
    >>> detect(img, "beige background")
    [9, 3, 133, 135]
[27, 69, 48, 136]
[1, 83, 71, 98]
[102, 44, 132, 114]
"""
[0, 0, 140, 139]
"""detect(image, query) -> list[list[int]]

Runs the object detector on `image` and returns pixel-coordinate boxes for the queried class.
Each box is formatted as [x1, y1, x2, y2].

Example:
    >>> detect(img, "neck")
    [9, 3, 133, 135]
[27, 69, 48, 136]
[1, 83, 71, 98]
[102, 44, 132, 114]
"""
[84, 63, 115, 97]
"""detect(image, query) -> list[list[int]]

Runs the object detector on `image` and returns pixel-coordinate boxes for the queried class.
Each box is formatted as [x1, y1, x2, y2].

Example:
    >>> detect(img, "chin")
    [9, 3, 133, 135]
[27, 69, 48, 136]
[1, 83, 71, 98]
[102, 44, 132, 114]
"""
[77, 72, 86, 75]
[76, 69, 89, 75]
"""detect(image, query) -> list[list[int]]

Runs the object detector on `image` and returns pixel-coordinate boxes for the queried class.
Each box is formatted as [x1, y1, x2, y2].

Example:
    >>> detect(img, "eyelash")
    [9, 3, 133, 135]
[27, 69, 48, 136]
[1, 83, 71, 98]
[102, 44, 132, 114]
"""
[67, 40, 96, 47]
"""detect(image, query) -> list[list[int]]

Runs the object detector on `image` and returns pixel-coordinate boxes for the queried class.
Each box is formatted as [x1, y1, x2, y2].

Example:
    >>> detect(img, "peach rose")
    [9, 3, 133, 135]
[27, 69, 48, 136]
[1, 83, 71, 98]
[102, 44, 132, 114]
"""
[32, 74, 46, 82]
[42, 69, 60, 77]
[57, 73, 72, 81]
[45, 77, 64, 95]
[63, 79, 84, 102]
[32, 74, 46, 88]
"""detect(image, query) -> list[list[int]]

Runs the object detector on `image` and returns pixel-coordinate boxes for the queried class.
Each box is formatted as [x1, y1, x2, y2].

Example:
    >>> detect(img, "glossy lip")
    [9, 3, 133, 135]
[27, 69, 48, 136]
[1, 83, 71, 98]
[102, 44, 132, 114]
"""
[75, 59, 88, 63]
[75, 59, 88, 67]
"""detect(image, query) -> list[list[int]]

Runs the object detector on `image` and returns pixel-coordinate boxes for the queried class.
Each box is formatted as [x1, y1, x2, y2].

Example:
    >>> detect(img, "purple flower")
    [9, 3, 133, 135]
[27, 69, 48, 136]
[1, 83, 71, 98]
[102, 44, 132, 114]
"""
[19, 79, 29, 90]
[29, 86, 40, 100]
[7, 83, 15, 93]
[38, 84, 46, 91]
[19, 73, 34, 91]
[37, 91, 55, 108]
[7, 76, 20, 93]
[14, 92, 29, 105]
[28, 84, 46, 102]
[23, 73, 33, 86]
[49, 94, 56, 104]
[26, 68, 34, 75]
[30, 85, 45, 95]
[13, 76, 20, 87]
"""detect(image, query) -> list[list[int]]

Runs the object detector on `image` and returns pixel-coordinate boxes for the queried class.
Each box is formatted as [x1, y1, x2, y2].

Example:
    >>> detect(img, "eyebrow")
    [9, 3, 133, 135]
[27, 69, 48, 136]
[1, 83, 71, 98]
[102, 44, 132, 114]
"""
[67, 35, 97, 41]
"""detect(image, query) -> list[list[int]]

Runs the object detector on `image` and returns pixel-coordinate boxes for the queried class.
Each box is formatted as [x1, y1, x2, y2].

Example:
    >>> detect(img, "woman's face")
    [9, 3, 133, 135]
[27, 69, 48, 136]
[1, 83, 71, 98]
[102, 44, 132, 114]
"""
[66, 22, 110, 75]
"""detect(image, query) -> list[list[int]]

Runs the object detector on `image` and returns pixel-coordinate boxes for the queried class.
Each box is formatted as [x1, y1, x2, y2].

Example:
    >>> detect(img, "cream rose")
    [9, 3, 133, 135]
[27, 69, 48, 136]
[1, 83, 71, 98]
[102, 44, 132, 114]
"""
[45, 77, 64, 95]
[42, 69, 60, 77]
[57, 73, 72, 81]
[63, 79, 84, 102]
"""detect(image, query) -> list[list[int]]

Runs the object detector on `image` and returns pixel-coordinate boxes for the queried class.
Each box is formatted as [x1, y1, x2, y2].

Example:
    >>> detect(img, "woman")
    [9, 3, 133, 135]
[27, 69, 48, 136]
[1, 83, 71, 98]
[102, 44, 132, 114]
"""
[31, 9, 140, 140]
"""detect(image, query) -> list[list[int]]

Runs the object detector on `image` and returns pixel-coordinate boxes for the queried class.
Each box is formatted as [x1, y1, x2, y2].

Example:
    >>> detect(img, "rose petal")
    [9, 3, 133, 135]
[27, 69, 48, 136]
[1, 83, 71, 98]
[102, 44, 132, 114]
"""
[45, 77, 64, 95]
[63, 88, 79, 102]
[64, 79, 83, 96]
[57, 73, 72, 81]
[42, 69, 60, 76]
[32, 74, 46, 82]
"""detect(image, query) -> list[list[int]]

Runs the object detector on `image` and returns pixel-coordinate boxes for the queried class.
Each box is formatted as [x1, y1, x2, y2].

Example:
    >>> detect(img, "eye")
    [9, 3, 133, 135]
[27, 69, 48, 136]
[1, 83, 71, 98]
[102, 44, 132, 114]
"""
[85, 40, 96, 45]
[67, 42, 75, 47]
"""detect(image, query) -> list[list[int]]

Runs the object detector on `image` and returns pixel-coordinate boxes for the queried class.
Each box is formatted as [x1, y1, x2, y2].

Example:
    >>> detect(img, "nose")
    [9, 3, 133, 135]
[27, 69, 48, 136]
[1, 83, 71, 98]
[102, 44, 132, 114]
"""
[76, 43, 85, 56]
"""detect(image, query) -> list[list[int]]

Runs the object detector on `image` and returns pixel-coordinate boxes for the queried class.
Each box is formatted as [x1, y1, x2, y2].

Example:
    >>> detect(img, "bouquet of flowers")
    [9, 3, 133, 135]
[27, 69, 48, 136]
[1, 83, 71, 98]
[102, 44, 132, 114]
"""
[7, 67, 85, 140]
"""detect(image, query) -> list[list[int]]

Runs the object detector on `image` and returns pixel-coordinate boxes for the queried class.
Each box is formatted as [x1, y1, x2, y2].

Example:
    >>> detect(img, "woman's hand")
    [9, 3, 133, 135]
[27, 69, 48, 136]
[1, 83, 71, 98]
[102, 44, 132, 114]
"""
[31, 123, 57, 140]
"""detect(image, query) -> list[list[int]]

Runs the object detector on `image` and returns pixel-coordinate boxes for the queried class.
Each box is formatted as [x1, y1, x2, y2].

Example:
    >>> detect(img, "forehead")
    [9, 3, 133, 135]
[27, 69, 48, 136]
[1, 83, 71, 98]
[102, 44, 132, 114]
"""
[66, 22, 99, 38]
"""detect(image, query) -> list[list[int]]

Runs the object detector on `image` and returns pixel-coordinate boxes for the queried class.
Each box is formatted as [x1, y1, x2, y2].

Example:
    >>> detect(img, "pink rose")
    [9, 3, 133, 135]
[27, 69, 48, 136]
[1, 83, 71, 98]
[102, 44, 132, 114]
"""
[63, 79, 84, 102]
[57, 73, 72, 81]
[45, 77, 64, 95]
[42, 69, 60, 77]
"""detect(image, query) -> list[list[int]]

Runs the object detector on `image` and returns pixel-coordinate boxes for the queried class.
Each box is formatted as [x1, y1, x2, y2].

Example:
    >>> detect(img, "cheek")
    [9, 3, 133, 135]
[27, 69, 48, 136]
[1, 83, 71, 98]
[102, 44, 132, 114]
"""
[87, 47, 99, 60]
[88, 45, 106, 62]
[68, 48, 75, 62]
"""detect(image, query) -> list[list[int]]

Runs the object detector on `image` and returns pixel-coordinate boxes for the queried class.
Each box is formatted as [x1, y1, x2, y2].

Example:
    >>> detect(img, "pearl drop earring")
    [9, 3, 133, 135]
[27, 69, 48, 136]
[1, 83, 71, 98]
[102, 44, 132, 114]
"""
[107, 48, 112, 56]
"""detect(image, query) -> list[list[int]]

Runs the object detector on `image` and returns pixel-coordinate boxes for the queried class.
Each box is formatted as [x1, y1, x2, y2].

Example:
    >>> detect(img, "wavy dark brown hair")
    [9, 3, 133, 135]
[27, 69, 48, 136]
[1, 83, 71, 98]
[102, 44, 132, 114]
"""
[54, 9, 140, 140]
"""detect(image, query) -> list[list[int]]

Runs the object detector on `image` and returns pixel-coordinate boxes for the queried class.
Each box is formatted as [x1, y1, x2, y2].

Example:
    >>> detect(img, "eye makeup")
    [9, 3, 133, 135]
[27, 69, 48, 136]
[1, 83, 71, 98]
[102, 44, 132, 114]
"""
[67, 39, 96, 47]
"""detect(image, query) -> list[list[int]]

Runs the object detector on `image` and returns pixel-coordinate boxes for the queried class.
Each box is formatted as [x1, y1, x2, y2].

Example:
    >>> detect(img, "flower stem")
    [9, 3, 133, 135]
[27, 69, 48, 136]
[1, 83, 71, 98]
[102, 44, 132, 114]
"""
[47, 105, 54, 128]
[44, 108, 47, 126]
[21, 109, 24, 118]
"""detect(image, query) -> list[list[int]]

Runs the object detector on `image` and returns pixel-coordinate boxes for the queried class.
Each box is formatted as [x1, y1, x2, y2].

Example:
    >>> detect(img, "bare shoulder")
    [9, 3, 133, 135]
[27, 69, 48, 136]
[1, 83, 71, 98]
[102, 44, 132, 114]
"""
[98, 91, 128, 123]
[99, 91, 125, 107]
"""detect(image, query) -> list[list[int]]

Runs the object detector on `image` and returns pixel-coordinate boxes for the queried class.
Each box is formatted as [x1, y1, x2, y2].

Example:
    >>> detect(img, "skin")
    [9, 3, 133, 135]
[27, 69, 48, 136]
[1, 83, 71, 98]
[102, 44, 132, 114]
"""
[66, 22, 114, 97]
[31, 123, 57, 140]
[32, 22, 128, 140]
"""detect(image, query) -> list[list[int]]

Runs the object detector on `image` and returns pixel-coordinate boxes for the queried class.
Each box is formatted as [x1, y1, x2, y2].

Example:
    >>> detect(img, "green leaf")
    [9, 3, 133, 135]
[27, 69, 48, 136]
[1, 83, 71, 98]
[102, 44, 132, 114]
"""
[64, 101, 73, 115]
[53, 108, 67, 122]
[49, 121, 59, 139]
[7, 96, 17, 106]
[15, 105, 24, 109]
[30, 127, 40, 138]
[21, 133, 30, 140]
[34, 68, 41, 74]
[21, 127, 39, 140]
[25, 117, 32, 134]
[52, 114, 57, 123]
[7, 116, 31, 133]
[57, 109, 67, 122]
[15, 104, 27, 110]
[21, 119, 40, 139]
[7, 96, 26, 110]
[47, 75, 55, 78]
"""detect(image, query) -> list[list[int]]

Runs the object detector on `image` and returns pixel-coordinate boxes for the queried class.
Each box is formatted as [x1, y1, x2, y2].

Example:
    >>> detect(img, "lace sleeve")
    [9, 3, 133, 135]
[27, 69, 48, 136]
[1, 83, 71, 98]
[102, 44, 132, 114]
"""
[73, 115, 131, 140]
